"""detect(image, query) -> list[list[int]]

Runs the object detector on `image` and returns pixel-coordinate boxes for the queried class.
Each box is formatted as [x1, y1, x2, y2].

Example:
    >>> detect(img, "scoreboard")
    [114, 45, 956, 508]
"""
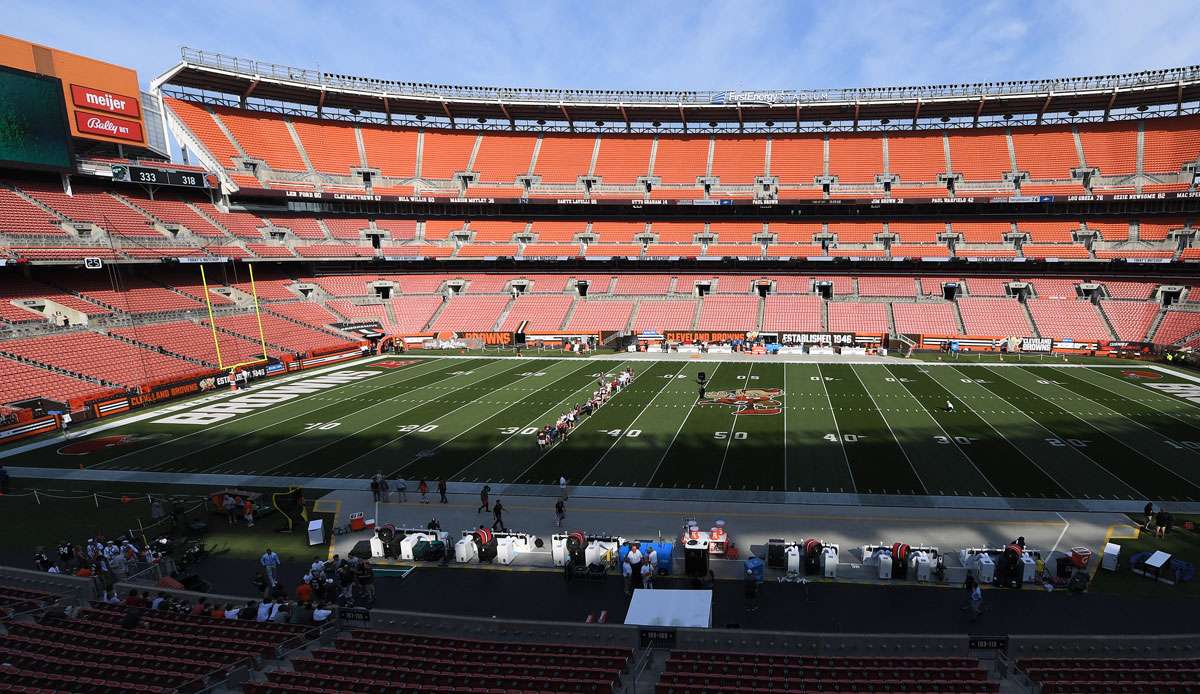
[111, 164, 209, 189]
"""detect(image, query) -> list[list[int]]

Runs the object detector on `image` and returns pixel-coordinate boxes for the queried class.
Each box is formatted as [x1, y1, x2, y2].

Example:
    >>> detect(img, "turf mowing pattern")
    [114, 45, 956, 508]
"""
[11, 356, 1200, 502]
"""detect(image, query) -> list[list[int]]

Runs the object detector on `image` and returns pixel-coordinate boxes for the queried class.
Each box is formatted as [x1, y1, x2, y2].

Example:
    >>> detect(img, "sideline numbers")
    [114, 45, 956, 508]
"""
[714, 431, 749, 440]
[303, 422, 341, 431]
[397, 424, 438, 433]
[1045, 437, 1089, 448]
[825, 433, 864, 443]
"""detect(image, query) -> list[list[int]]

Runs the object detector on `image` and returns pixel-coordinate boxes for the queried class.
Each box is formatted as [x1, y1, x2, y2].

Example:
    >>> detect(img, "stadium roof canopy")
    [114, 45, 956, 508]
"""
[156, 48, 1200, 133]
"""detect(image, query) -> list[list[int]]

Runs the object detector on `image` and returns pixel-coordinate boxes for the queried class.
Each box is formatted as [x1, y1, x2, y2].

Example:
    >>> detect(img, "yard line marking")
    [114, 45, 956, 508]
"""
[1050, 512, 1070, 557]
[882, 365, 1000, 497]
[647, 363, 723, 486]
[714, 362, 754, 489]
[939, 367, 1136, 498]
[1072, 368, 1200, 433]
[816, 363, 856, 493]
[100, 358, 459, 471]
[847, 365, 928, 495]
[388, 360, 595, 477]
[446, 361, 628, 480]
[783, 362, 788, 491]
[1017, 366, 1200, 453]
[984, 366, 1199, 491]
[579, 362, 687, 485]
[286, 360, 538, 478]
[512, 364, 647, 483]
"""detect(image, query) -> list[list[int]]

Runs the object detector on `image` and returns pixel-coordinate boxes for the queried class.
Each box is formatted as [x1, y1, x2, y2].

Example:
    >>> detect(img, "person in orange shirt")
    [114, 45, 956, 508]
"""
[296, 580, 313, 604]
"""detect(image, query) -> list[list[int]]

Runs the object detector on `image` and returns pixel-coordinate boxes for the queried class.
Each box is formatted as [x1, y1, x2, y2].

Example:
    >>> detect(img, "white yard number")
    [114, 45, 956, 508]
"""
[448, 370, 474, 376]
[303, 422, 341, 431]
[518, 371, 546, 377]
[825, 433, 863, 443]
[397, 424, 439, 433]
[884, 377, 912, 383]
[664, 374, 688, 379]
[934, 435, 976, 445]
[960, 378, 987, 384]
[810, 376, 835, 381]
[1045, 437, 1089, 448]
[1036, 379, 1063, 385]
[737, 375, 760, 380]
[714, 431, 749, 440]
[1166, 440, 1200, 450]
[606, 429, 641, 438]
[498, 427, 541, 435]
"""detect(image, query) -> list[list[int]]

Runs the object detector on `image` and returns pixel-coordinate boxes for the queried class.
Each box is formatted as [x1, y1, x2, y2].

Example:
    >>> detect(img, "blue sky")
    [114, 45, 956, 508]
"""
[6, 1, 1200, 91]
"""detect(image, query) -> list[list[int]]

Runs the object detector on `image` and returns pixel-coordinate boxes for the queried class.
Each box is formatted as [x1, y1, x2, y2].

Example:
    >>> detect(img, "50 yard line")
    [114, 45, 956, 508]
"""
[713, 362, 754, 489]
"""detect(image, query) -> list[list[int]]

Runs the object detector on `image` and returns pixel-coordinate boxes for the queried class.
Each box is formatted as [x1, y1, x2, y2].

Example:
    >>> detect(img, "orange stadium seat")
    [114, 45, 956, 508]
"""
[0, 355, 118, 406]
[632, 299, 696, 331]
[499, 295, 573, 331]
[892, 301, 962, 335]
[888, 133, 946, 183]
[291, 118, 361, 175]
[705, 244, 762, 258]
[1022, 244, 1090, 259]
[828, 302, 888, 333]
[111, 321, 268, 366]
[468, 221, 526, 242]
[371, 219, 417, 241]
[828, 222, 883, 243]
[1137, 220, 1184, 241]
[244, 243, 297, 258]
[294, 244, 373, 258]
[650, 222, 704, 242]
[593, 135, 652, 183]
[534, 134, 595, 183]
[584, 243, 642, 257]
[266, 303, 343, 330]
[389, 296, 445, 332]
[428, 296, 509, 331]
[1017, 220, 1077, 243]
[1011, 126, 1078, 179]
[421, 130, 476, 179]
[268, 217, 325, 240]
[858, 277, 917, 296]
[888, 221, 947, 243]
[711, 137, 765, 184]
[321, 218, 371, 241]
[474, 133, 537, 182]
[326, 300, 390, 327]
[697, 296, 758, 330]
[1143, 116, 1200, 174]
[1102, 281, 1156, 300]
[520, 243, 580, 257]
[953, 221, 1010, 243]
[1027, 298, 1111, 340]
[0, 186, 65, 236]
[193, 202, 266, 239]
[0, 332, 207, 388]
[762, 295, 823, 331]
[1079, 121, 1138, 175]
[360, 125, 419, 178]
[564, 300, 633, 331]
[828, 133, 883, 183]
[423, 219, 466, 240]
[812, 275, 854, 294]
[1154, 311, 1200, 345]
[918, 277, 961, 295]
[1084, 220, 1130, 241]
[165, 98, 242, 168]
[214, 107, 307, 172]
[21, 182, 158, 238]
[529, 220, 586, 242]
[765, 244, 824, 257]
[653, 136, 709, 184]
[771, 136, 824, 185]
[457, 243, 519, 258]
[1100, 300, 1160, 341]
[958, 297, 1033, 336]
[948, 129, 1011, 181]
[612, 275, 672, 295]
[123, 195, 227, 238]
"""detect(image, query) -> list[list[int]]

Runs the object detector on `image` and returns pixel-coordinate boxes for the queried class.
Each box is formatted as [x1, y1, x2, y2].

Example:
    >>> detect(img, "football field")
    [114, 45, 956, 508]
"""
[9, 355, 1200, 502]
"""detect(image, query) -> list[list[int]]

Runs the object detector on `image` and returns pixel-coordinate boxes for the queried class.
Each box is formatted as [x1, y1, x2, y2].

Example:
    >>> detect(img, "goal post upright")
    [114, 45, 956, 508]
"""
[200, 264, 271, 374]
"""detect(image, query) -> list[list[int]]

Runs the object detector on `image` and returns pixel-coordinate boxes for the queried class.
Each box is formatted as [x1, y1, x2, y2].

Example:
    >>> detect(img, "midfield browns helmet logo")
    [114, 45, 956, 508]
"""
[698, 388, 783, 415]
[1121, 370, 1162, 380]
[57, 434, 165, 456]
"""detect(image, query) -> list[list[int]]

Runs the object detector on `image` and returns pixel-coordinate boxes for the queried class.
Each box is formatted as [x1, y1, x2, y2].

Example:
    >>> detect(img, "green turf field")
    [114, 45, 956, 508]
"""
[5, 356, 1200, 501]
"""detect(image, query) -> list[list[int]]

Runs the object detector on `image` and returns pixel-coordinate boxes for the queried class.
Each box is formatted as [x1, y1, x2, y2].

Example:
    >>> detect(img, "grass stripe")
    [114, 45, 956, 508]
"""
[961, 365, 1199, 501]
[855, 364, 993, 496]
[93, 358, 463, 472]
[783, 363, 854, 493]
[651, 362, 753, 489]
[820, 363, 923, 495]
[518, 361, 681, 485]
[887, 365, 1062, 498]
[589, 362, 705, 487]
[450, 362, 634, 483]
[714, 362, 788, 492]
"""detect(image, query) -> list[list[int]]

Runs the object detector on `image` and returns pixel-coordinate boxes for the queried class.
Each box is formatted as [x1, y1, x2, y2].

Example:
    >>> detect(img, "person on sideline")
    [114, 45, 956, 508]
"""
[260, 548, 280, 585]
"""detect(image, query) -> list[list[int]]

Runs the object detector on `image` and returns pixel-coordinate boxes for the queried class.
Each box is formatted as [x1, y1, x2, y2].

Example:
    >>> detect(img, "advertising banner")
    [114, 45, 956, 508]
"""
[779, 332, 856, 346]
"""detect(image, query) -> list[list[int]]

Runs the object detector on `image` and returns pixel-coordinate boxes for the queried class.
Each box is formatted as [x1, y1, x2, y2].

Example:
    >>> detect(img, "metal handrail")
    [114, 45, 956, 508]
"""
[180, 47, 1200, 106]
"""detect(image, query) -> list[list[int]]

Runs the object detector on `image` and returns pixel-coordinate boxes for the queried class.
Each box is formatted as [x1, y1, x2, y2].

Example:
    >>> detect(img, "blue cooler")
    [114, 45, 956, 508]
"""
[647, 541, 674, 576]
[744, 555, 765, 583]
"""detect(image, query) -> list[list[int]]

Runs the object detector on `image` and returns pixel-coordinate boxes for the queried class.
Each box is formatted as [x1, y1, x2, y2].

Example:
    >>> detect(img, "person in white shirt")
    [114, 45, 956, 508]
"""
[256, 599, 274, 622]
[641, 561, 653, 589]
[60, 412, 72, 439]
[647, 547, 658, 572]
[225, 605, 240, 619]
[559, 476, 568, 499]
[621, 560, 633, 596]
[312, 604, 332, 623]
[625, 544, 643, 568]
